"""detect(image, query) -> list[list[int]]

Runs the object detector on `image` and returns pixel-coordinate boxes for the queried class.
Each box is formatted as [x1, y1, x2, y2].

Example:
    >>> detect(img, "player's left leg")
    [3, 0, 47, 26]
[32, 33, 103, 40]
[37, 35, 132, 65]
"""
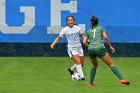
[68, 56, 84, 74]
[68, 57, 83, 75]
[67, 48, 85, 80]
[67, 64, 76, 75]
[76, 48, 85, 80]
[101, 53, 130, 85]
[67, 49, 77, 75]
[88, 57, 98, 86]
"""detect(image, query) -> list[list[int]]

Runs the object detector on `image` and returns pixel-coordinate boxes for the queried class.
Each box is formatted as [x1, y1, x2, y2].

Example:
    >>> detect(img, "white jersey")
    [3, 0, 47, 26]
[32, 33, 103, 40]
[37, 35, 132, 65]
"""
[59, 25, 83, 50]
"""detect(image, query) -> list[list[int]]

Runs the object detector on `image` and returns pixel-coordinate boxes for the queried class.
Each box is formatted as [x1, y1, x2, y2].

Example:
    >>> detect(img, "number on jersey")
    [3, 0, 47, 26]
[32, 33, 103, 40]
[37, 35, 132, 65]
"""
[92, 29, 96, 38]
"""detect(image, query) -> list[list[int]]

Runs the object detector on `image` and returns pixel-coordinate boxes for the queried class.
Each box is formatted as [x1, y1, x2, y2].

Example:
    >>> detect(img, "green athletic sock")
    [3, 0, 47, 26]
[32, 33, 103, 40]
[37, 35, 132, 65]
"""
[111, 66, 123, 80]
[90, 67, 97, 84]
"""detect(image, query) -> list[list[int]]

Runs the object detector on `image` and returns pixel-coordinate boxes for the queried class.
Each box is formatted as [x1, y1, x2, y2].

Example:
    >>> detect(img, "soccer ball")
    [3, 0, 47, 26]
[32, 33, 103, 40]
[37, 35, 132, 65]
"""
[72, 73, 81, 81]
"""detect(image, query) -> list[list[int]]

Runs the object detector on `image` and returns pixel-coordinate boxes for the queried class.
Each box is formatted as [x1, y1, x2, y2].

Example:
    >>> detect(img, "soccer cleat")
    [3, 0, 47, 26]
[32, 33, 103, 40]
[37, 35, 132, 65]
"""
[67, 68, 74, 75]
[120, 80, 130, 85]
[80, 78, 85, 81]
[88, 83, 95, 86]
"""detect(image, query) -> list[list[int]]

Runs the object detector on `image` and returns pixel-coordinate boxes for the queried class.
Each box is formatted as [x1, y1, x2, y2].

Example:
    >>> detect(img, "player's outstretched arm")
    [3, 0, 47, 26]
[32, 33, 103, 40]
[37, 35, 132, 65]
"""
[51, 36, 62, 49]
[102, 32, 115, 53]
[80, 34, 88, 47]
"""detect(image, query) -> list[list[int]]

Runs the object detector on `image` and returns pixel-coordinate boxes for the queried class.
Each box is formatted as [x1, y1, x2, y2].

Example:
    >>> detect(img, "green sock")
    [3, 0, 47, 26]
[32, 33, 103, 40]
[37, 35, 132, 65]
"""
[90, 67, 97, 84]
[111, 66, 123, 80]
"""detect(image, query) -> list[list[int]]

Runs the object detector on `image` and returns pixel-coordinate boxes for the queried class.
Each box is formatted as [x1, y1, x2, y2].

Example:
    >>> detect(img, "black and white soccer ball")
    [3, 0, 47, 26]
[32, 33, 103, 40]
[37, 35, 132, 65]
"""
[72, 73, 81, 81]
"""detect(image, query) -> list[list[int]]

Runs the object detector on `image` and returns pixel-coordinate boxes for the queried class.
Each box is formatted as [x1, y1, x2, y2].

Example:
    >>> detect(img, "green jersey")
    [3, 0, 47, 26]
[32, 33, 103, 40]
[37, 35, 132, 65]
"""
[86, 25, 106, 50]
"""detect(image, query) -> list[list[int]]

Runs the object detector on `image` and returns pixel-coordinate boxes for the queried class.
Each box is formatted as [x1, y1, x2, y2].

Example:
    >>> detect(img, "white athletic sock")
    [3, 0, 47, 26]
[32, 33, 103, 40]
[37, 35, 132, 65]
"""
[70, 64, 76, 71]
[76, 64, 84, 78]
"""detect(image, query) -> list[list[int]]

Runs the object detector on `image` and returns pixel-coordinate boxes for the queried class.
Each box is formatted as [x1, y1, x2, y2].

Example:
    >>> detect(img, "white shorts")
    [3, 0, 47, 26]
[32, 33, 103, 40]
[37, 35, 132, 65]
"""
[67, 47, 84, 58]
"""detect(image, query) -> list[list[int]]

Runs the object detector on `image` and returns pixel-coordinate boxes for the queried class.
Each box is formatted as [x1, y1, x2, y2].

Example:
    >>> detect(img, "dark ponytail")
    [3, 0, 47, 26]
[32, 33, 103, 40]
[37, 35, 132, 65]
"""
[90, 16, 98, 30]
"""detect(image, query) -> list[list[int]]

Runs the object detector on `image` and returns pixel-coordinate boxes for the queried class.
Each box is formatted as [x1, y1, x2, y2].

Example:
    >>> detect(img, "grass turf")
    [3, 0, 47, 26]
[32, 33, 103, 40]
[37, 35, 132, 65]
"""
[0, 57, 139, 93]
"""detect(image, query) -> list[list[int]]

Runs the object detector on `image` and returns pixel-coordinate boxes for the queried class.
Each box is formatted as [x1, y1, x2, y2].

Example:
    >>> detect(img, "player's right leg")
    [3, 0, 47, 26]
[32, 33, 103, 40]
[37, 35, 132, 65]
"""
[67, 64, 76, 75]
[101, 53, 130, 85]
[88, 57, 98, 86]
[67, 49, 77, 75]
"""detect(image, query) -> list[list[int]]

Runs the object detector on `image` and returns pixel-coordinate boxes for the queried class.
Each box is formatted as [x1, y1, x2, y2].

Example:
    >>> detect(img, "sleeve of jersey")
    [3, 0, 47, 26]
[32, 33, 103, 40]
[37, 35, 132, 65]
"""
[59, 29, 65, 38]
[77, 26, 84, 34]
[102, 27, 106, 32]
[85, 31, 89, 38]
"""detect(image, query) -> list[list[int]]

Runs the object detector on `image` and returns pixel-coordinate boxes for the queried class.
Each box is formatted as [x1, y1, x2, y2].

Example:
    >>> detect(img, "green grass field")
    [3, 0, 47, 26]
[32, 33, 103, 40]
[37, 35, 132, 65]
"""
[0, 57, 139, 93]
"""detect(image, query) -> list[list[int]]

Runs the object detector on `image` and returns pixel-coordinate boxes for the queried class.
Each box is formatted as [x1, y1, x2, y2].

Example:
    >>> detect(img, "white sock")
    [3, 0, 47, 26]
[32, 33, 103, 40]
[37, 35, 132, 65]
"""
[76, 64, 84, 78]
[70, 64, 76, 71]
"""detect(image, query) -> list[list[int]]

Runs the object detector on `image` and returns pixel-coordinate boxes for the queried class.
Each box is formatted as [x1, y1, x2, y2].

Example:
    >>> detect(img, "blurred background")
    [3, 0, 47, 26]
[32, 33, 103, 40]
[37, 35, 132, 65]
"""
[0, 0, 140, 57]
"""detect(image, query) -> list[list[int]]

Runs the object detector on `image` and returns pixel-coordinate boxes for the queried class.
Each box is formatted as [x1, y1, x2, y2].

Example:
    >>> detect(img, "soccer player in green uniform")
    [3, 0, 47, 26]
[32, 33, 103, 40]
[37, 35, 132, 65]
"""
[83, 16, 130, 86]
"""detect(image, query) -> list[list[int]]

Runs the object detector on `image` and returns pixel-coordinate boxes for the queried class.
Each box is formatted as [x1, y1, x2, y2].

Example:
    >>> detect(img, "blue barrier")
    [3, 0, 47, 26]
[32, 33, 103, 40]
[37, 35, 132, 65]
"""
[0, 0, 139, 43]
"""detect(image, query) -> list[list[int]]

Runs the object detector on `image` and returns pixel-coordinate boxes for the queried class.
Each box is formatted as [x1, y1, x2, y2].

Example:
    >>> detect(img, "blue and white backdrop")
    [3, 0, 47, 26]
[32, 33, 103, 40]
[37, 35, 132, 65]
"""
[0, 0, 140, 43]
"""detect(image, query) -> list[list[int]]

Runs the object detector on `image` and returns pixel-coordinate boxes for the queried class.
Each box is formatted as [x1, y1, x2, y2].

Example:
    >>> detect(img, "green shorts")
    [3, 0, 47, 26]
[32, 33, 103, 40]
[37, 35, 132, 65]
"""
[88, 48, 107, 59]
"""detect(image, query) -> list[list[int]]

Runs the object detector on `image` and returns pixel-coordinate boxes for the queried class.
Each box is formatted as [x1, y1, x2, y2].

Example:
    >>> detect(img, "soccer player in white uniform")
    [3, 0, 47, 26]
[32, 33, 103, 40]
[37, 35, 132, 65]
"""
[51, 16, 86, 80]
